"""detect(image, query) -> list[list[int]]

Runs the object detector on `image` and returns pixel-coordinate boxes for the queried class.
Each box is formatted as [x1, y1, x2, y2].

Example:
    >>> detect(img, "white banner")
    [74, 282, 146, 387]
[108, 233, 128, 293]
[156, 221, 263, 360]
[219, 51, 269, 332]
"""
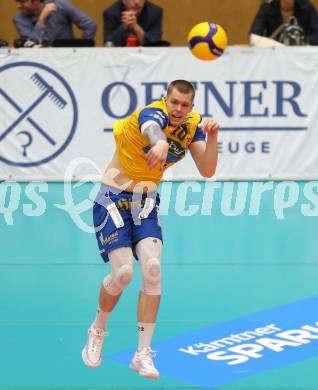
[1, 46, 318, 181]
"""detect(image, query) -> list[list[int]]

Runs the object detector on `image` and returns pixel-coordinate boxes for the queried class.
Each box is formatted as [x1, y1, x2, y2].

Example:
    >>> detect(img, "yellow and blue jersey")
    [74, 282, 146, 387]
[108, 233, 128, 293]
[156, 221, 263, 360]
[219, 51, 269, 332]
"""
[113, 98, 205, 185]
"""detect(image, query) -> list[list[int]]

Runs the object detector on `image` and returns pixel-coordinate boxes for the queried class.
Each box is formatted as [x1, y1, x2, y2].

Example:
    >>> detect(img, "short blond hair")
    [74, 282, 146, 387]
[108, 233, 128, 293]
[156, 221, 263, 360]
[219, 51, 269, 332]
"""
[167, 80, 195, 100]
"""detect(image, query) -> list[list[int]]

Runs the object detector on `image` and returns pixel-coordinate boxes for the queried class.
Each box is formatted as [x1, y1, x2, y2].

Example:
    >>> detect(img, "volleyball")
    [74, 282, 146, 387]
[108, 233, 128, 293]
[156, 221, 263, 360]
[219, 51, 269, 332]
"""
[187, 22, 228, 61]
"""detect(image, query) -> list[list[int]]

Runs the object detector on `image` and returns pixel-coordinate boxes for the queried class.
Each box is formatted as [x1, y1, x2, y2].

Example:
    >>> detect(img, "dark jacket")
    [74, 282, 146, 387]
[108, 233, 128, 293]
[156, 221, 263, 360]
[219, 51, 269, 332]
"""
[250, 0, 318, 44]
[103, 0, 162, 46]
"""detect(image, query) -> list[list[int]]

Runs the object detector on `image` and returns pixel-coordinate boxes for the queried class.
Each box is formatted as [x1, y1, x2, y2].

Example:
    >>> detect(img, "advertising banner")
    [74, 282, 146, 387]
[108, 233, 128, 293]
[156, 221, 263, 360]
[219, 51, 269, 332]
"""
[1, 46, 318, 180]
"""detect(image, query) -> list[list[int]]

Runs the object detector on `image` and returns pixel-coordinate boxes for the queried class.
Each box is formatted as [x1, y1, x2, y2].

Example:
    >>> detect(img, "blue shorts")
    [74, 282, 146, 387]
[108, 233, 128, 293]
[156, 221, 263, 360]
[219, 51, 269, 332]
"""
[93, 185, 162, 263]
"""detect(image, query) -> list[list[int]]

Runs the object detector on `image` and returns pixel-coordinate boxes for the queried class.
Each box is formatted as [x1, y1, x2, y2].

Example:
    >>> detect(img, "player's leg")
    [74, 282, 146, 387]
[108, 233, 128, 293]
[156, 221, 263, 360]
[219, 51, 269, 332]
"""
[83, 184, 134, 367]
[95, 246, 135, 326]
[82, 246, 134, 367]
[130, 237, 162, 380]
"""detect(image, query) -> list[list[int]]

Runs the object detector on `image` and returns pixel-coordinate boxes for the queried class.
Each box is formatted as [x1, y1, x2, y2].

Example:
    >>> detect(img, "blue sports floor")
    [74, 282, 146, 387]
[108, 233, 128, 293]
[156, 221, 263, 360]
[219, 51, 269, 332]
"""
[1, 181, 318, 389]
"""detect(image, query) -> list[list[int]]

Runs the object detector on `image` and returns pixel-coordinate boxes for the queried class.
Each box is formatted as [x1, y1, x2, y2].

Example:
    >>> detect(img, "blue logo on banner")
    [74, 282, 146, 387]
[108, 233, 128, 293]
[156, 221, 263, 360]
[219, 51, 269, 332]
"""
[0, 61, 78, 167]
[108, 296, 318, 388]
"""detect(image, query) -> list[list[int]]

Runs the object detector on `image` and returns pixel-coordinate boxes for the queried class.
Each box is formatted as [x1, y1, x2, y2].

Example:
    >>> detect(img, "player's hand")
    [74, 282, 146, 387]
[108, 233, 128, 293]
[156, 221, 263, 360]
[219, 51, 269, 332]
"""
[199, 118, 219, 136]
[145, 140, 169, 170]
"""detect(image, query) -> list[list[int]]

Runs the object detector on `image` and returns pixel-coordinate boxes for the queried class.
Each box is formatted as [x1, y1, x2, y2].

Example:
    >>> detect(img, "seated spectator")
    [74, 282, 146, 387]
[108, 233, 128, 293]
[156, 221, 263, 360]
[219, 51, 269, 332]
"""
[249, 0, 318, 45]
[13, 0, 97, 47]
[103, 0, 163, 46]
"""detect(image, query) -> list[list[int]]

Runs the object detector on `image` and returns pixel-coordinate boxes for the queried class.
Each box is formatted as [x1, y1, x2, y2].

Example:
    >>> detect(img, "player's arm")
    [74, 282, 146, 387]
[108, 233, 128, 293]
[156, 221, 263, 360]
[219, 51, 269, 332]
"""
[189, 118, 219, 178]
[141, 121, 169, 170]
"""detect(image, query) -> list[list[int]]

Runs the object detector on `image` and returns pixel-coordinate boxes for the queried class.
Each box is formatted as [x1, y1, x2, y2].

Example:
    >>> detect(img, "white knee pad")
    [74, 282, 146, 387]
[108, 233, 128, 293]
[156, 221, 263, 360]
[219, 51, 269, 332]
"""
[143, 257, 161, 283]
[103, 264, 133, 296]
[141, 256, 161, 295]
[103, 247, 134, 296]
[116, 264, 134, 287]
[135, 237, 162, 296]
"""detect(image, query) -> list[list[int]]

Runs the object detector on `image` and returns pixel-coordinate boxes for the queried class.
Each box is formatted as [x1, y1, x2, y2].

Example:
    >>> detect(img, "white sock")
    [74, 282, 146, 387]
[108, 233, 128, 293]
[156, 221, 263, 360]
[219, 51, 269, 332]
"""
[93, 306, 111, 330]
[138, 322, 155, 350]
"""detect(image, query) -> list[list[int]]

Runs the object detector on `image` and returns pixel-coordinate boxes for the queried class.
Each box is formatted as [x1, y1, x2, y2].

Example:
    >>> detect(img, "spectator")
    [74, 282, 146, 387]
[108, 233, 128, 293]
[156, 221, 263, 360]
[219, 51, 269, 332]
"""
[249, 0, 318, 45]
[13, 0, 97, 46]
[0, 39, 9, 47]
[103, 0, 163, 46]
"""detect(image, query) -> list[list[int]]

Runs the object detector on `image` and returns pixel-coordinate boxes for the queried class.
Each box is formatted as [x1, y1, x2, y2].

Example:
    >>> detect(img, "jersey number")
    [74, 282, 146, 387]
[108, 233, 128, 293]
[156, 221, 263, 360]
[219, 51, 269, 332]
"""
[171, 126, 188, 141]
